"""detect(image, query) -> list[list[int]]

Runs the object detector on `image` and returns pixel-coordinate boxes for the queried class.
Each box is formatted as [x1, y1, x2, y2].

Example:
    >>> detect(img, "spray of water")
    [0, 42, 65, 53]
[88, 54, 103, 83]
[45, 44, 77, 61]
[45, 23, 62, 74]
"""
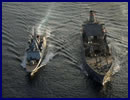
[109, 43, 120, 75]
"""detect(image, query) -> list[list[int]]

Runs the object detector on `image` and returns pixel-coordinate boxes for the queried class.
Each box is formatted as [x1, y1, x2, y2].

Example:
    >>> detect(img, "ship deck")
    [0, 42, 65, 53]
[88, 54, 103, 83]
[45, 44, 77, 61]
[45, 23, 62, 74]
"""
[86, 55, 113, 75]
[26, 62, 38, 72]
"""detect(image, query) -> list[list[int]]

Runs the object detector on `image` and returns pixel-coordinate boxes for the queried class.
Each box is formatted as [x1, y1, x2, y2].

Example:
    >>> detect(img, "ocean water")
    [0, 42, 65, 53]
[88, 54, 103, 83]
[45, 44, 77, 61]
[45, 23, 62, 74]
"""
[2, 2, 128, 98]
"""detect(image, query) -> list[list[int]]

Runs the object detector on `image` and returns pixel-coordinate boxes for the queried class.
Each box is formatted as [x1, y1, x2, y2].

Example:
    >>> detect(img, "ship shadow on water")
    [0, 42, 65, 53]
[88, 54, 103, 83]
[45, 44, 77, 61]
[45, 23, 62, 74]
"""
[25, 72, 38, 85]
[85, 76, 113, 98]
[25, 67, 45, 85]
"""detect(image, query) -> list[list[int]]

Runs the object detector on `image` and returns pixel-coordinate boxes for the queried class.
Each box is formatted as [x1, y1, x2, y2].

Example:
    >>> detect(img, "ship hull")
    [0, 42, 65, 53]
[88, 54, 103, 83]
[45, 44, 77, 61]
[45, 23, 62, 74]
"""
[81, 10, 114, 86]
[21, 36, 47, 76]
[84, 61, 113, 85]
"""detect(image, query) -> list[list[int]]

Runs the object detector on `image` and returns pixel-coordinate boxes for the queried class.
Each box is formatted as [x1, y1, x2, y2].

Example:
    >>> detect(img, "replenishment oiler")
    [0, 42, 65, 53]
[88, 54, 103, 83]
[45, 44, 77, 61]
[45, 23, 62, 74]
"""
[82, 10, 114, 85]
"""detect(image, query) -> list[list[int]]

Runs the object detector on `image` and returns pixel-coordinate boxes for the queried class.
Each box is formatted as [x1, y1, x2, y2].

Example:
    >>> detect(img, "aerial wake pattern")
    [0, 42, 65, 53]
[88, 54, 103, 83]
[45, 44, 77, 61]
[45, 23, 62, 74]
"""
[2, 2, 128, 98]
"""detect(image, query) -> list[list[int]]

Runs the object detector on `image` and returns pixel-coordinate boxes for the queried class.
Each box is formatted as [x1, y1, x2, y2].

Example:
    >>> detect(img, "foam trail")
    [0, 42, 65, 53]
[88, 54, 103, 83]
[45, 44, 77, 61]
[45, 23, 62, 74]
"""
[36, 3, 54, 36]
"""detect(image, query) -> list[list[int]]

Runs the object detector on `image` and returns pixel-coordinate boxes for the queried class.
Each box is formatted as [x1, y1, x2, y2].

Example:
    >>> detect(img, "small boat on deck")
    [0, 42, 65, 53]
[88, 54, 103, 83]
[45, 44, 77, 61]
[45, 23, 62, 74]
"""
[21, 27, 47, 77]
[82, 10, 114, 85]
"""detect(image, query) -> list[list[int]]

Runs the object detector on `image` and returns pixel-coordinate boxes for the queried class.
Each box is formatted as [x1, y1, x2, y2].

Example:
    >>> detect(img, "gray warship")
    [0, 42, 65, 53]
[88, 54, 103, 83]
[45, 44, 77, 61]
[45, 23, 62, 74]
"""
[82, 11, 114, 85]
[21, 27, 47, 77]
